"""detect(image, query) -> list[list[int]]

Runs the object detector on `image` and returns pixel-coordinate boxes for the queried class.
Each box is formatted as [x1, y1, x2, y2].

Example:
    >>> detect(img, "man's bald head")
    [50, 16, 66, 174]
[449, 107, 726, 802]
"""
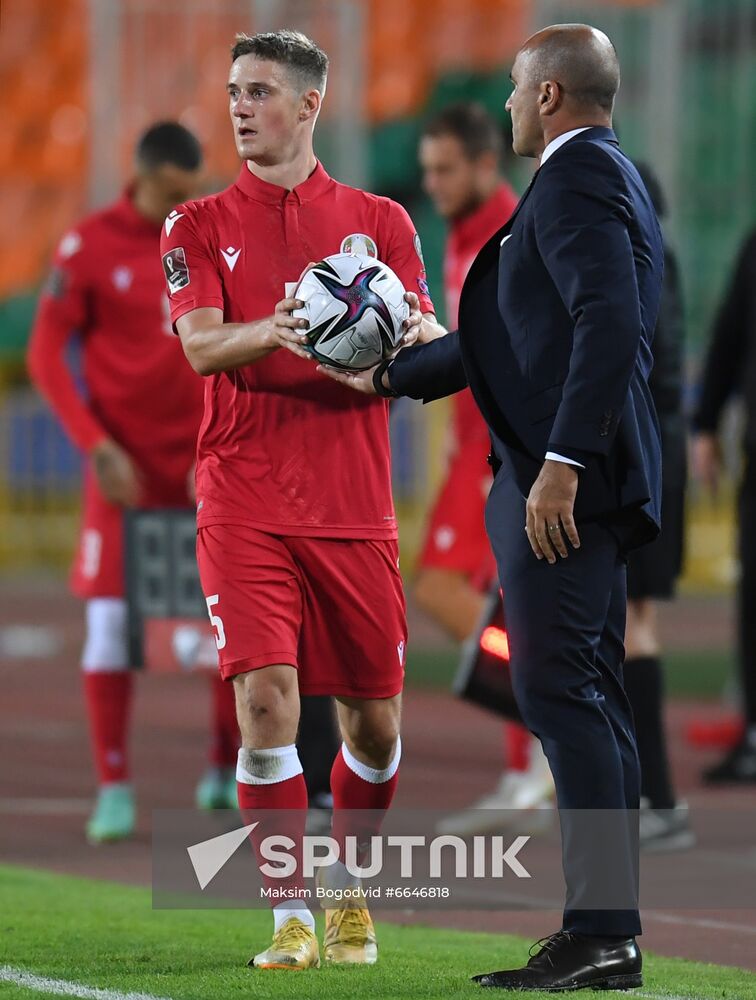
[522, 24, 620, 113]
[505, 23, 619, 159]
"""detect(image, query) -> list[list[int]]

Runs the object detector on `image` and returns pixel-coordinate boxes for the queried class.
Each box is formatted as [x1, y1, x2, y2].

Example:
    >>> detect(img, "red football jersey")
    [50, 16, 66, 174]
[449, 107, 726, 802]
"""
[444, 183, 518, 449]
[29, 192, 203, 495]
[417, 184, 518, 582]
[162, 161, 433, 539]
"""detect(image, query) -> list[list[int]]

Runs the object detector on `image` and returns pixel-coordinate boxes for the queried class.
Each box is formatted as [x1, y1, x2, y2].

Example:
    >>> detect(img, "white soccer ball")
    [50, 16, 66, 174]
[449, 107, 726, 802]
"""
[293, 253, 410, 371]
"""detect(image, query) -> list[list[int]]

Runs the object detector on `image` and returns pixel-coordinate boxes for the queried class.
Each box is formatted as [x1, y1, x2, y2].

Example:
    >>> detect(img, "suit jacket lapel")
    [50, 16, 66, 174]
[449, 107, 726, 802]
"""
[459, 130, 618, 312]
[503, 166, 541, 228]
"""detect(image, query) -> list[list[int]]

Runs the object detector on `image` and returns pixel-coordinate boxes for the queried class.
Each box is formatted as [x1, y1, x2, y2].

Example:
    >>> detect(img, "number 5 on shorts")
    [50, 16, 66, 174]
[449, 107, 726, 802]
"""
[205, 594, 227, 650]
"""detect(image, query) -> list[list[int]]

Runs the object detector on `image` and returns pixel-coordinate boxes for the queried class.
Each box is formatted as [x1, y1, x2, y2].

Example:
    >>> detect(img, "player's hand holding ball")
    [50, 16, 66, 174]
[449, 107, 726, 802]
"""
[401, 290, 423, 347]
[269, 295, 313, 361]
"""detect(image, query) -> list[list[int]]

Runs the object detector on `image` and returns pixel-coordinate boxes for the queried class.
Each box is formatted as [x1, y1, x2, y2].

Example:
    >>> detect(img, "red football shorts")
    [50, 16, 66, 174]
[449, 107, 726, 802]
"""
[70, 468, 192, 599]
[196, 524, 407, 698]
[417, 441, 496, 586]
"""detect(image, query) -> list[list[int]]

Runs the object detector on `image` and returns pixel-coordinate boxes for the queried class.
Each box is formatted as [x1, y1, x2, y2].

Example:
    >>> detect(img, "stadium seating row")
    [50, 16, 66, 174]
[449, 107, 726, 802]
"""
[1, 0, 527, 299]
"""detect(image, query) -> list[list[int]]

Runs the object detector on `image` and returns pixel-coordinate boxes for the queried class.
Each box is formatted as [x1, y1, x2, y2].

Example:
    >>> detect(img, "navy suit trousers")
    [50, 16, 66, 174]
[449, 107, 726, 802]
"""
[485, 460, 642, 937]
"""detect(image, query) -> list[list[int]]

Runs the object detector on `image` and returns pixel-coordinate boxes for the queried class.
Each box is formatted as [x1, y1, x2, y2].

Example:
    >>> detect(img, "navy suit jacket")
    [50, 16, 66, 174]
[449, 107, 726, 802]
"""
[391, 127, 664, 550]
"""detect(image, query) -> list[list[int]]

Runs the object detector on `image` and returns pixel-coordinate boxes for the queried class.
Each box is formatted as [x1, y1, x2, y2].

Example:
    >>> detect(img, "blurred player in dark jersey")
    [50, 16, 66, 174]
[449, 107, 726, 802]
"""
[162, 31, 445, 971]
[413, 104, 553, 834]
[624, 162, 693, 851]
[28, 123, 240, 842]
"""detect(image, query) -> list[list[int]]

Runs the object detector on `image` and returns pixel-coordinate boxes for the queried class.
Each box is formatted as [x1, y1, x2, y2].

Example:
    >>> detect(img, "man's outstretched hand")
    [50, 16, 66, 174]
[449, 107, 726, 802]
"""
[317, 363, 381, 394]
[525, 459, 581, 563]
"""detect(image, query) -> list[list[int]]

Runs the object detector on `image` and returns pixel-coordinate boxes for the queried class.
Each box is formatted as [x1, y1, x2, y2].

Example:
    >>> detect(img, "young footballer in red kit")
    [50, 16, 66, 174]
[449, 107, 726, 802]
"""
[161, 31, 444, 970]
[27, 124, 241, 843]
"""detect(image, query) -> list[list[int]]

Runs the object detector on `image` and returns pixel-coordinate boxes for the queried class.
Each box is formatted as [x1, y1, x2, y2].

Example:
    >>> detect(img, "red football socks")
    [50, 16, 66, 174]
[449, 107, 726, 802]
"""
[237, 748, 308, 898]
[83, 670, 134, 785]
[208, 673, 239, 767]
[330, 740, 400, 858]
[505, 721, 531, 773]
[236, 771, 309, 812]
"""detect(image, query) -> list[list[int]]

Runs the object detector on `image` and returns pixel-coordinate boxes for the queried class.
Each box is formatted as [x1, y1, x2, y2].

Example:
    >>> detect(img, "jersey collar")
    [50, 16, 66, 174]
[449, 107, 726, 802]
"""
[235, 160, 333, 205]
[115, 186, 163, 235]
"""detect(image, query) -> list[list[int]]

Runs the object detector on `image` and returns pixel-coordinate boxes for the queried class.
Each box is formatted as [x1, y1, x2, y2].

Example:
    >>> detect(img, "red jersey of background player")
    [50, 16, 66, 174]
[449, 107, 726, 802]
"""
[30, 192, 204, 498]
[162, 161, 433, 539]
[445, 183, 519, 450]
[417, 182, 517, 585]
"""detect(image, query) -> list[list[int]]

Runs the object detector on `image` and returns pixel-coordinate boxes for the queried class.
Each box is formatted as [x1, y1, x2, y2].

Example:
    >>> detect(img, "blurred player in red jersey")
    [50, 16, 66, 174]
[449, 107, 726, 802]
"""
[27, 123, 240, 843]
[161, 31, 444, 971]
[414, 105, 553, 835]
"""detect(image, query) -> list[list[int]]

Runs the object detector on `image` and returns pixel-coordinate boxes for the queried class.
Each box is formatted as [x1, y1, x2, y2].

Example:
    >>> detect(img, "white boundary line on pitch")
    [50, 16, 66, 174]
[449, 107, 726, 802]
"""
[0, 966, 707, 1000]
[0, 967, 172, 1000]
[638, 994, 702, 1000]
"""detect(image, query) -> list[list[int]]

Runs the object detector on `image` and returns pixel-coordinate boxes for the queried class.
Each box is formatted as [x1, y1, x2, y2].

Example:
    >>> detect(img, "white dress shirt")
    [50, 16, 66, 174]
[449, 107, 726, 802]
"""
[538, 127, 593, 470]
[540, 126, 592, 166]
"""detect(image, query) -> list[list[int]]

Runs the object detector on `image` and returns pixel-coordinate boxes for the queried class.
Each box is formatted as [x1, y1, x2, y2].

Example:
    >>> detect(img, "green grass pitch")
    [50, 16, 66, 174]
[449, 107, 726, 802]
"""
[1, 866, 755, 999]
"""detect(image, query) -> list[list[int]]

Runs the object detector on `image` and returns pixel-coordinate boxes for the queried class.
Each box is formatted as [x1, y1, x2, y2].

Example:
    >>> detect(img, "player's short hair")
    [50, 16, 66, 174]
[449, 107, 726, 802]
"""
[421, 103, 502, 161]
[135, 122, 203, 172]
[231, 30, 329, 96]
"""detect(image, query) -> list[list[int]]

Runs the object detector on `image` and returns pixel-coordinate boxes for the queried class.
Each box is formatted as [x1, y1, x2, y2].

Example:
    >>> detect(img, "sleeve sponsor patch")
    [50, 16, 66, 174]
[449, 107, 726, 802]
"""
[417, 276, 430, 297]
[413, 232, 426, 269]
[162, 247, 190, 293]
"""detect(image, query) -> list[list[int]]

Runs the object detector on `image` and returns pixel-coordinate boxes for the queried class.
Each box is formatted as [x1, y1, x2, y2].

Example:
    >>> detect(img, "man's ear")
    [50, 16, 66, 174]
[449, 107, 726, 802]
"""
[539, 80, 561, 117]
[299, 88, 322, 123]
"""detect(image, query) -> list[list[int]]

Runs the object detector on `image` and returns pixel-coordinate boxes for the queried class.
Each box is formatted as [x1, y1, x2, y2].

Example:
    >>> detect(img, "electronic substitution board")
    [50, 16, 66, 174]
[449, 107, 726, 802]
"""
[125, 509, 217, 672]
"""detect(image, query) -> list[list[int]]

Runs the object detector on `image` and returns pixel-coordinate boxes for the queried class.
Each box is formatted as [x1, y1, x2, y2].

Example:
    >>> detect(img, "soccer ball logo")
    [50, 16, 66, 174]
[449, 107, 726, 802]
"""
[293, 253, 409, 371]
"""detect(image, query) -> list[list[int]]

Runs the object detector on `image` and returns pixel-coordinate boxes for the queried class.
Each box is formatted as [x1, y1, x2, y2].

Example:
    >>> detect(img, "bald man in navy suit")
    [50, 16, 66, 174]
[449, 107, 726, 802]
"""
[321, 24, 663, 992]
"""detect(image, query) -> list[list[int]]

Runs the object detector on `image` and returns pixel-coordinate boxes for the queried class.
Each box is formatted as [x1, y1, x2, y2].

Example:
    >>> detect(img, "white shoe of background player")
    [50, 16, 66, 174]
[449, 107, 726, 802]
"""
[436, 740, 554, 837]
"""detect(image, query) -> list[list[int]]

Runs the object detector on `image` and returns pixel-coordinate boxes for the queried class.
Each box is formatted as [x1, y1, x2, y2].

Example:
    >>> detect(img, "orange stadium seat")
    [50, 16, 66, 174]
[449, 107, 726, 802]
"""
[367, 1, 430, 122]
[365, 0, 526, 123]
[1, 0, 533, 298]
[1, 0, 88, 298]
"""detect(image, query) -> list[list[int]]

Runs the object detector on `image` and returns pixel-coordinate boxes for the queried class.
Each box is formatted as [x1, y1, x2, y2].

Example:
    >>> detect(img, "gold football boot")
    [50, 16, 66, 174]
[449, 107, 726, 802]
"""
[323, 901, 378, 964]
[250, 916, 320, 970]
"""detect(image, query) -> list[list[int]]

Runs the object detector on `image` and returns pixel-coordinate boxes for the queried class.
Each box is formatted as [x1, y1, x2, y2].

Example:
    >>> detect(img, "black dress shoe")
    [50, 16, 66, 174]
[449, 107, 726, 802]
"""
[472, 930, 642, 991]
[704, 740, 756, 784]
